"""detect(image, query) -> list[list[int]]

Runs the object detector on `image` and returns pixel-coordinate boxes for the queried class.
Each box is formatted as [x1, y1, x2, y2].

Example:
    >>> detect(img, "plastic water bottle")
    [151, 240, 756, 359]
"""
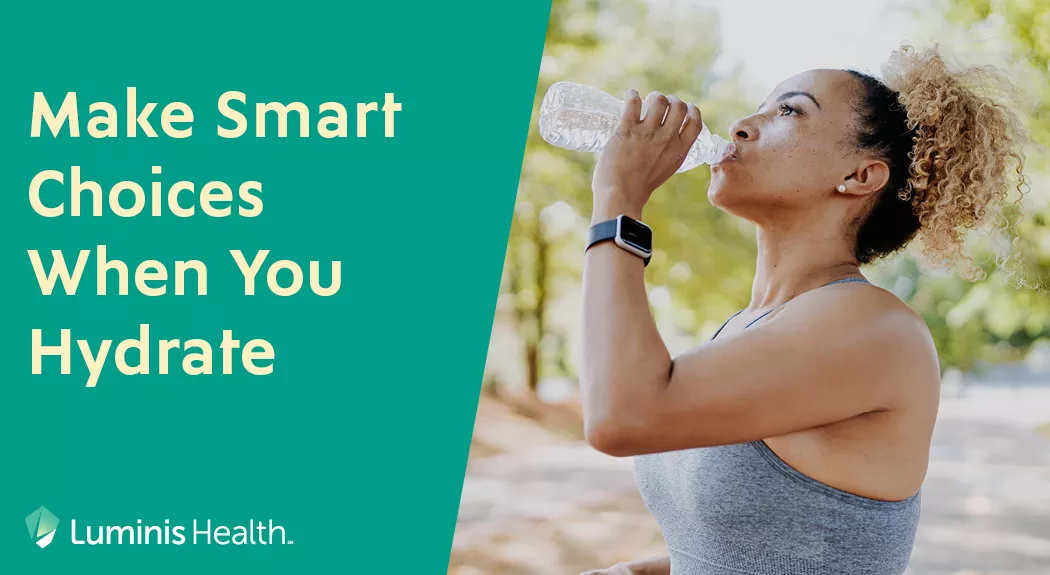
[538, 82, 732, 172]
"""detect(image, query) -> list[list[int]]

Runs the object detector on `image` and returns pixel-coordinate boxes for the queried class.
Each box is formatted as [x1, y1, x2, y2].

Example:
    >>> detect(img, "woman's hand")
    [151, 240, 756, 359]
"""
[581, 556, 671, 575]
[580, 561, 636, 575]
[592, 90, 703, 220]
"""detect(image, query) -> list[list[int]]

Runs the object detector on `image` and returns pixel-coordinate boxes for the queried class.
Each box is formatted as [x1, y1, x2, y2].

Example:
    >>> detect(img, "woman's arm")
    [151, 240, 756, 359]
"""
[580, 91, 939, 457]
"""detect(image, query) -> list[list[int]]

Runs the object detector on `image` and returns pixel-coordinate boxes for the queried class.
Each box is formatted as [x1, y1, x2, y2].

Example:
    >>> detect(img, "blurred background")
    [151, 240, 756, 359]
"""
[450, 0, 1050, 573]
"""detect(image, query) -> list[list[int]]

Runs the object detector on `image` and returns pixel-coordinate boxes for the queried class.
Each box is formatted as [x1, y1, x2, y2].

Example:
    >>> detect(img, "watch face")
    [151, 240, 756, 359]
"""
[618, 216, 652, 253]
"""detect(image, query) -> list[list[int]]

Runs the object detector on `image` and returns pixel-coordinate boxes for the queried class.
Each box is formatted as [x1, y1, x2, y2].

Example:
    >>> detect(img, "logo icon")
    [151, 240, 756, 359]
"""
[25, 506, 59, 548]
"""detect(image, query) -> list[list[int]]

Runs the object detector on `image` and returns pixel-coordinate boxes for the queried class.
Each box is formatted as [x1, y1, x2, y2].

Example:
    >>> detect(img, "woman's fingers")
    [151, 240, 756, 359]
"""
[618, 89, 643, 131]
[642, 91, 669, 129]
[664, 95, 688, 134]
[619, 90, 698, 144]
[680, 102, 703, 144]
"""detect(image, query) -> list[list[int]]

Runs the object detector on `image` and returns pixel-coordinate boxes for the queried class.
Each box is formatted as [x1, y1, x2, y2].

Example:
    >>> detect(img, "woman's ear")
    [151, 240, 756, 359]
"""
[846, 159, 891, 197]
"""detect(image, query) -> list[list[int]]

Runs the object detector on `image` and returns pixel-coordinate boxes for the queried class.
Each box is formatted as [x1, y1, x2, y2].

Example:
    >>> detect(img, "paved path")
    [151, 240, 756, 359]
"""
[454, 442, 636, 547]
[453, 386, 1050, 574]
[906, 387, 1050, 574]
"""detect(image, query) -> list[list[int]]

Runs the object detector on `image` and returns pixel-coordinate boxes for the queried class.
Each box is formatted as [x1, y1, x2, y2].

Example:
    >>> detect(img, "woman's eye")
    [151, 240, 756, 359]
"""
[778, 103, 797, 116]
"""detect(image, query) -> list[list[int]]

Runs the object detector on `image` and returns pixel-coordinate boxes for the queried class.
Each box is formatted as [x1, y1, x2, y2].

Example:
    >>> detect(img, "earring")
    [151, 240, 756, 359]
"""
[837, 184, 847, 193]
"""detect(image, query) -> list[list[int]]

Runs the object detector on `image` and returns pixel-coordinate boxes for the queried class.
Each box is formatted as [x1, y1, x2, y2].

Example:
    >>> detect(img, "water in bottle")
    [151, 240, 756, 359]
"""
[538, 82, 733, 172]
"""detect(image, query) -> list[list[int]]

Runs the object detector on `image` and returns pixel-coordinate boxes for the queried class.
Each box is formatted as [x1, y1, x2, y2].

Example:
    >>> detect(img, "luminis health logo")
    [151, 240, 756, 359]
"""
[26, 506, 60, 548]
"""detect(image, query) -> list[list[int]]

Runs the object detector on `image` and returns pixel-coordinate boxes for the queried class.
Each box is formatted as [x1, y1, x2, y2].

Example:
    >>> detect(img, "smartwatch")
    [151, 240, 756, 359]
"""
[587, 214, 652, 266]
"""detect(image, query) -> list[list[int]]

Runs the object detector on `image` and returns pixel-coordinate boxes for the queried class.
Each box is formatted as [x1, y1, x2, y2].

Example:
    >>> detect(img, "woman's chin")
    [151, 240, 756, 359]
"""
[706, 180, 732, 209]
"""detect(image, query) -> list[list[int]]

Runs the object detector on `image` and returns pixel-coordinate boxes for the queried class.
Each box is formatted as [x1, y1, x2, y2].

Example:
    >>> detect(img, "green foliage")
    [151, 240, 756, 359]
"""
[498, 0, 754, 391]
[889, 0, 1050, 371]
[944, 0, 1050, 149]
[493, 0, 1050, 391]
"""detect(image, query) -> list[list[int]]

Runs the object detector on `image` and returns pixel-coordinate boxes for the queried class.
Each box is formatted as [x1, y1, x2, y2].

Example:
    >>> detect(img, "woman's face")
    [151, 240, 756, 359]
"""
[708, 69, 864, 220]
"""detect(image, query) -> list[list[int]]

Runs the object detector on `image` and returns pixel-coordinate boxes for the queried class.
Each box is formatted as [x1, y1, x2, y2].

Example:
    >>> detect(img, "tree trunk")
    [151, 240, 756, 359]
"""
[528, 217, 550, 395]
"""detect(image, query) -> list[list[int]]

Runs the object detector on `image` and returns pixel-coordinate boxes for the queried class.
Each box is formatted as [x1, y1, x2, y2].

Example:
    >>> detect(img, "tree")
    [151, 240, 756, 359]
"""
[878, 0, 1050, 372]
[488, 0, 1050, 393]
[490, 0, 754, 395]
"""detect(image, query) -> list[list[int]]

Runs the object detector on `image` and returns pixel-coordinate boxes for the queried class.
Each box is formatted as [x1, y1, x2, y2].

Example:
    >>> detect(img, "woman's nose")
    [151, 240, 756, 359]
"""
[729, 116, 758, 142]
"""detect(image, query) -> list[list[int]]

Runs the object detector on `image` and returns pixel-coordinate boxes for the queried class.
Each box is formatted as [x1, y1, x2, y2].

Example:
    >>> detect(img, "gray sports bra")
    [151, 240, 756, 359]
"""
[633, 277, 921, 574]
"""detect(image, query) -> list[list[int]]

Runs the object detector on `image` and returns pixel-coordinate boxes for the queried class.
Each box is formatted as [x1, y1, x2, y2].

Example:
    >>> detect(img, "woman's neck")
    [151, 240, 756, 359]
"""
[748, 223, 862, 310]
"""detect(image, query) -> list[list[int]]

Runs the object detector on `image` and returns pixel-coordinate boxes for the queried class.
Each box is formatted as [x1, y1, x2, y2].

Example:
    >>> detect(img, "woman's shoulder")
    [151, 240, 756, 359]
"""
[773, 279, 940, 383]
[812, 280, 939, 401]
[790, 278, 930, 337]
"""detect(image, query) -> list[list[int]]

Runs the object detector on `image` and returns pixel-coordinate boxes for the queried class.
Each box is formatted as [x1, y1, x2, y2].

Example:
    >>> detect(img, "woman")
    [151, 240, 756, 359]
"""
[579, 46, 1028, 575]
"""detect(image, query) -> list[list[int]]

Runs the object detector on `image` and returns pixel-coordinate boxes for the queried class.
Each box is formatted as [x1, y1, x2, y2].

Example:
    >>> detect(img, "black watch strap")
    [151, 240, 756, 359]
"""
[586, 219, 651, 266]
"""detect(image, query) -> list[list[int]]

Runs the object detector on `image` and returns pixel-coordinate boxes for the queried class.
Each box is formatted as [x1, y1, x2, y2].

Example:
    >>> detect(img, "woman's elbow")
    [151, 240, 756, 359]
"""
[583, 412, 645, 457]
[579, 372, 666, 456]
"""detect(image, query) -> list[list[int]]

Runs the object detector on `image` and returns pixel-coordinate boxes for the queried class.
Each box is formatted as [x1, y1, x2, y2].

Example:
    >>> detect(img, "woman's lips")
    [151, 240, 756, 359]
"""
[715, 142, 739, 164]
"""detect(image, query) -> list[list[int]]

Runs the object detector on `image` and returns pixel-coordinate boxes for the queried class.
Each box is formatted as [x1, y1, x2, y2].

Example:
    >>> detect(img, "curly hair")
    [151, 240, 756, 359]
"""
[845, 44, 1030, 281]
